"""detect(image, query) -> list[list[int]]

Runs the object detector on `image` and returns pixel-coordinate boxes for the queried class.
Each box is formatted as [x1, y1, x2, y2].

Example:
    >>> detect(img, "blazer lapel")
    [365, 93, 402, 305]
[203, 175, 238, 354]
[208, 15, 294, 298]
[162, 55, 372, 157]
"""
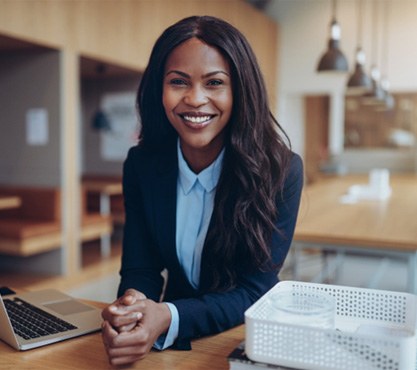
[152, 148, 178, 264]
[151, 143, 204, 295]
[151, 146, 192, 288]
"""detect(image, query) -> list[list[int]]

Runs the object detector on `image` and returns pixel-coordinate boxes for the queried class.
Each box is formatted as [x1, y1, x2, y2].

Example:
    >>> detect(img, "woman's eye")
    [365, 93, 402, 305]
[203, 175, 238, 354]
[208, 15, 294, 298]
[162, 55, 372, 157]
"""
[207, 79, 223, 86]
[169, 78, 187, 86]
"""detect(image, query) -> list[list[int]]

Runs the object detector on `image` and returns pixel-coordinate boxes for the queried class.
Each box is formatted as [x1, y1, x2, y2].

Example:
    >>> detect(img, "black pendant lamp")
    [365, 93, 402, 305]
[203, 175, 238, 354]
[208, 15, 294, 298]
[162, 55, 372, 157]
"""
[317, 0, 348, 72]
[347, 0, 371, 94]
[91, 63, 112, 131]
[347, 47, 371, 92]
[361, 0, 390, 107]
[375, 1, 395, 111]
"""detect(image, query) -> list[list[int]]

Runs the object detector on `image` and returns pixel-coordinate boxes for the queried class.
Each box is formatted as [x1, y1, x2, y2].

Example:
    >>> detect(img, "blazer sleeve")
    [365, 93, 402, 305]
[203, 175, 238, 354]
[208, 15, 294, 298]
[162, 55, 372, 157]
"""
[117, 147, 165, 301]
[171, 153, 304, 349]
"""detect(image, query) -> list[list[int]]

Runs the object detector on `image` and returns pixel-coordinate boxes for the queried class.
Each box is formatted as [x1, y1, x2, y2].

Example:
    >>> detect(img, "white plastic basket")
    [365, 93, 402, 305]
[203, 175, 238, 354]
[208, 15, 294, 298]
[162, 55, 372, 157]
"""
[245, 281, 417, 370]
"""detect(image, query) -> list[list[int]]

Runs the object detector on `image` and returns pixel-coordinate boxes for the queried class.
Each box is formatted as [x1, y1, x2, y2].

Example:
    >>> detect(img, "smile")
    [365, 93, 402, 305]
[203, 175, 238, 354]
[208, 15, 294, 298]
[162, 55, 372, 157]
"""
[181, 114, 214, 124]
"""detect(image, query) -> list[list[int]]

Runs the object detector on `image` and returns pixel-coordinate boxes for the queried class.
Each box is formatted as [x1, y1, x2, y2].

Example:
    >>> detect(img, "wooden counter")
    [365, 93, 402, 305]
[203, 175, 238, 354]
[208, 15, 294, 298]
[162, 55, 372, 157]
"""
[293, 174, 417, 292]
[0, 300, 244, 370]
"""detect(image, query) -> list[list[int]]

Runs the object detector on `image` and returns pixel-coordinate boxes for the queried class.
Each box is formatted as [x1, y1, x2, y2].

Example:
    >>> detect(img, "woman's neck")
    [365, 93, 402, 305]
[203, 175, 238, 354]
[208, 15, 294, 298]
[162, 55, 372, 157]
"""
[180, 145, 223, 174]
[183, 152, 216, 174]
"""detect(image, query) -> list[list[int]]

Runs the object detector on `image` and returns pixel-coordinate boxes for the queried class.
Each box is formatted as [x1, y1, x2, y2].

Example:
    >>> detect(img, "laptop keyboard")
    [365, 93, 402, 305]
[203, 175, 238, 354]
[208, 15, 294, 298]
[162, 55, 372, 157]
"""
[4, 298, 78, 340]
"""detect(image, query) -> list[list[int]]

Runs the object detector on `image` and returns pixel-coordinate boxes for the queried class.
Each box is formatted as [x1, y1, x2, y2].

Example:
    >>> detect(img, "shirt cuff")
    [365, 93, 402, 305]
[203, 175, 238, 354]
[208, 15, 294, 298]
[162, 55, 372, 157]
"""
[153, 302, 179, 350]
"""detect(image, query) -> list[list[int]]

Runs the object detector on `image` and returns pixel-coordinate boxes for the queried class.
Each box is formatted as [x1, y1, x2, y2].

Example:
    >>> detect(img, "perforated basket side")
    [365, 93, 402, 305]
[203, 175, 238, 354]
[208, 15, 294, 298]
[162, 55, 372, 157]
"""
[245, 316, 417, 370]
[244, 281, 417, 370]
[282, 281, 417, 329]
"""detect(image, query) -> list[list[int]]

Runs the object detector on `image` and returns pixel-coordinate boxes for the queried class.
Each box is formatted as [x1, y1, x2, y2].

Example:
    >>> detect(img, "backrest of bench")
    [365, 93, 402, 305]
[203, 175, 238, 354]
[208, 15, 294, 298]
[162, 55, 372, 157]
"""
[0, 186, 61, 221]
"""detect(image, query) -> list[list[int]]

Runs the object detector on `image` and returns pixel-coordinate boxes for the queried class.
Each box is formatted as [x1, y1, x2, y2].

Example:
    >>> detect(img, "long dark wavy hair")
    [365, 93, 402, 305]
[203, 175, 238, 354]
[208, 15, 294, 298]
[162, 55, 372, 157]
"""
[137, 15, 292, 291]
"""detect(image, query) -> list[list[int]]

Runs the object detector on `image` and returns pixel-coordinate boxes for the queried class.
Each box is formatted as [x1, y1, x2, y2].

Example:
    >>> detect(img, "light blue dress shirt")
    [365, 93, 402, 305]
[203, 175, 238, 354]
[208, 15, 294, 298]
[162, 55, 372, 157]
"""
[154, 140, 224, 350]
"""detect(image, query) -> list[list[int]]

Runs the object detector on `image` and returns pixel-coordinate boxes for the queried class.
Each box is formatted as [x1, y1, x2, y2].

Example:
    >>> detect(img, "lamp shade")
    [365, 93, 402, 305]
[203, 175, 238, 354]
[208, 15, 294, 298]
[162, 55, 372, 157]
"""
[92, 110, 112, 131]
[317, 19, 349, 72]
[347, 65, 371, 88]
[347, 47, 371, 93]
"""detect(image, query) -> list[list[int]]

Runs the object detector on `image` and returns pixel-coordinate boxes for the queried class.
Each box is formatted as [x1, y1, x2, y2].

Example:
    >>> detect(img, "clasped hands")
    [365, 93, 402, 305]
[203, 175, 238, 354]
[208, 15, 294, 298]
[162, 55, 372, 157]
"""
[101, 288, 171, 366]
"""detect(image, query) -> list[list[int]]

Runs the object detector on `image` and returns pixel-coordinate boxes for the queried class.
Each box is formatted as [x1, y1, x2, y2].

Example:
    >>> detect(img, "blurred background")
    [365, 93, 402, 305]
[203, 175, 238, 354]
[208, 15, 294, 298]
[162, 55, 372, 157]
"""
[0, 0, 415, 302]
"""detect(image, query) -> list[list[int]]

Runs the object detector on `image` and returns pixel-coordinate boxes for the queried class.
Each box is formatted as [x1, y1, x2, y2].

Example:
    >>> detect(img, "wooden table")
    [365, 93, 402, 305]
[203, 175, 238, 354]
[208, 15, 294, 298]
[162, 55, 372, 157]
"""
[0, 300, 244, 370]
[292, 174, 417, 293]
[0, 196, 21, 210]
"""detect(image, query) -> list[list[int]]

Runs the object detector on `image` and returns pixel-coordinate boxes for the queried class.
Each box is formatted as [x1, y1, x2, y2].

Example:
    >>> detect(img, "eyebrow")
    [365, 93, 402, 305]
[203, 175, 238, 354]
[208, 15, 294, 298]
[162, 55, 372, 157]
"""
[165, 70, 230, 78]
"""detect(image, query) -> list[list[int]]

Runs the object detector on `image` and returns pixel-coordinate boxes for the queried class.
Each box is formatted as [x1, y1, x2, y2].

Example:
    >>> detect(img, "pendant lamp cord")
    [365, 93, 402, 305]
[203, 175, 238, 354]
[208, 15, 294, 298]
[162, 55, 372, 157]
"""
[331, 0, 337, 21]
[357, 0, 363, 49]
[371, 0, 378, 70]
[381, 0, 389, 78]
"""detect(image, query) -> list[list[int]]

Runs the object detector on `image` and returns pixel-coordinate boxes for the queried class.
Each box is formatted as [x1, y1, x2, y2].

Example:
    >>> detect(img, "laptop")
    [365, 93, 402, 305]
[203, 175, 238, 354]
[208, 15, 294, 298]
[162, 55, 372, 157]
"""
[0, 288, 103, 350]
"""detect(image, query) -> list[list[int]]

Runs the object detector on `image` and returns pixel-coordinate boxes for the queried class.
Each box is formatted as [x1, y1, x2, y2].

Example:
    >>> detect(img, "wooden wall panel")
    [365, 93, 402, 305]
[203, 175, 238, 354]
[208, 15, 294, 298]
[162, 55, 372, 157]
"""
[0, 0, 71, 49]
[0, 0, 278, 91]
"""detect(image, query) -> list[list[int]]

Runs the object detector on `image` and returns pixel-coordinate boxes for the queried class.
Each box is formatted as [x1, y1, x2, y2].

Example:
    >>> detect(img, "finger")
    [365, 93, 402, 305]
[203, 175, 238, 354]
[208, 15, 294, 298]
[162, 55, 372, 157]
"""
[118, 322, 137, 333]
[108, 301, 147, 316]
[101, 321, 118, 347]
[101, 299, 122, 321]
[108, 312, 142, 330]
[109, 304, 143, 315]
[102, 320, 118, 337]
[107, 343, 147, 358]
[107, 339, 149, 365]
[109, 353, 146, 366]
[109, 309, 142, 322]
[125, 288, 146, 299]
[109, 326, 149, 347]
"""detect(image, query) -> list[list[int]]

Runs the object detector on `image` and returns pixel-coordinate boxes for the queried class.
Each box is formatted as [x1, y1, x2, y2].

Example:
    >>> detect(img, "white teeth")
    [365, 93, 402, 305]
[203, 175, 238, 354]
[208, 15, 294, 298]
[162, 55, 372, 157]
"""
[183, 115, 212, 124]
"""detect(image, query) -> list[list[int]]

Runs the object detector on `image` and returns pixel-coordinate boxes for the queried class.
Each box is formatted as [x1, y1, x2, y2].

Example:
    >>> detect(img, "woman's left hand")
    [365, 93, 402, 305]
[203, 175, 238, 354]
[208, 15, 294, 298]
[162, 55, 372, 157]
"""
[101, 299, 172, 366]
[102, 289, 146, 333]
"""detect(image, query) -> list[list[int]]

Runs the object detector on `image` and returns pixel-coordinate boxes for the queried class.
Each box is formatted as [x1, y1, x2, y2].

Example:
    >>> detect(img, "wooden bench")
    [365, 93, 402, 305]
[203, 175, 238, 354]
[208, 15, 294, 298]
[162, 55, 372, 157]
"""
[0, 186, 112, 257]
[0, 186, 61, 256]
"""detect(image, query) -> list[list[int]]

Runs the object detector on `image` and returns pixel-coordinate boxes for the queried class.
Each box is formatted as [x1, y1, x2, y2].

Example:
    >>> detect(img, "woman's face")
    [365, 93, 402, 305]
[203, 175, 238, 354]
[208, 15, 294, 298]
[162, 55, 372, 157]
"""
[162, 37, 233, 169]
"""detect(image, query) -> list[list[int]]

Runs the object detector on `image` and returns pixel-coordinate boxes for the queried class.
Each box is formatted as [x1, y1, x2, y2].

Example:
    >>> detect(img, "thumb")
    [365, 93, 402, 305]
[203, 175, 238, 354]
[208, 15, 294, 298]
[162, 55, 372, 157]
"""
[101, 320, 118, 345]
[122, 289, 147, 305]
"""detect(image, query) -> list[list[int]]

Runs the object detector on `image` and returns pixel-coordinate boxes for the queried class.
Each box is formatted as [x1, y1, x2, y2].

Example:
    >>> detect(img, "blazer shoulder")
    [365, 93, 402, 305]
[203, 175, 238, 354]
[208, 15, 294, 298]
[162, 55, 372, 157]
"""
[283, 152, 303, 186]
[124, 142, 178, 175]
[289, 152, 303, 175]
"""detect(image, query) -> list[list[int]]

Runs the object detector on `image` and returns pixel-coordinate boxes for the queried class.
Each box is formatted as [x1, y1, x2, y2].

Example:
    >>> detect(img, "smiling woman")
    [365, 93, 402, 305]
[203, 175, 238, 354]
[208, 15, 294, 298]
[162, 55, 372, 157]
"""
[100, 15, 304, 367]
[162, 38, 233, 173]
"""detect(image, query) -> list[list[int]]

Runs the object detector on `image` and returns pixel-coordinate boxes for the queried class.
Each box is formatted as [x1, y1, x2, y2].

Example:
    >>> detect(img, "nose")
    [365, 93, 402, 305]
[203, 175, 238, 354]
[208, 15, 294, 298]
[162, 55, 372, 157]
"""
[183, 85, 209, 107]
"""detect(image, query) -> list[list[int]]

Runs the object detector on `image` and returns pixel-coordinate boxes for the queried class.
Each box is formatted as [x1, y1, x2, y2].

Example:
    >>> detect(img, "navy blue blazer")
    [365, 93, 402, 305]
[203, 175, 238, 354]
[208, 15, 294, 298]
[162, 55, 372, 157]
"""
[118, 141, 303, 350]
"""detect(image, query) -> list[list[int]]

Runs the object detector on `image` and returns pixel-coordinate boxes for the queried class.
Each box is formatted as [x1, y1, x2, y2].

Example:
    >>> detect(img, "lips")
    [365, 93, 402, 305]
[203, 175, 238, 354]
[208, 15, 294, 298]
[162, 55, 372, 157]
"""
[179, 113, 216, 128]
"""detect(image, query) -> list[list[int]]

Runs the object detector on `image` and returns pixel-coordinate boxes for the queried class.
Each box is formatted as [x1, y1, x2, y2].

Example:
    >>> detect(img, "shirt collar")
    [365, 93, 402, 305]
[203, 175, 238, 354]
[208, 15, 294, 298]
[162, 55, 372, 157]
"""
[177, 140, 224, 194]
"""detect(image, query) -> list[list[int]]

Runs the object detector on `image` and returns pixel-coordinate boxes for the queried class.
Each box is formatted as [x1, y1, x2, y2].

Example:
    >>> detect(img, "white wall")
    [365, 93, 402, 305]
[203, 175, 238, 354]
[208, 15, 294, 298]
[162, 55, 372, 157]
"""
[0, 49, 61, 186]
[265, 0, 417, 172]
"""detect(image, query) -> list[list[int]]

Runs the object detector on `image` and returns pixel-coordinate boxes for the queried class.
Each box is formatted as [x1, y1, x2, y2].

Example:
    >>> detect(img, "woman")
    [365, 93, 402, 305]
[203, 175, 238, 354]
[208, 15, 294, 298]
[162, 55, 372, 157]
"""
[101, 15, 303, 366]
